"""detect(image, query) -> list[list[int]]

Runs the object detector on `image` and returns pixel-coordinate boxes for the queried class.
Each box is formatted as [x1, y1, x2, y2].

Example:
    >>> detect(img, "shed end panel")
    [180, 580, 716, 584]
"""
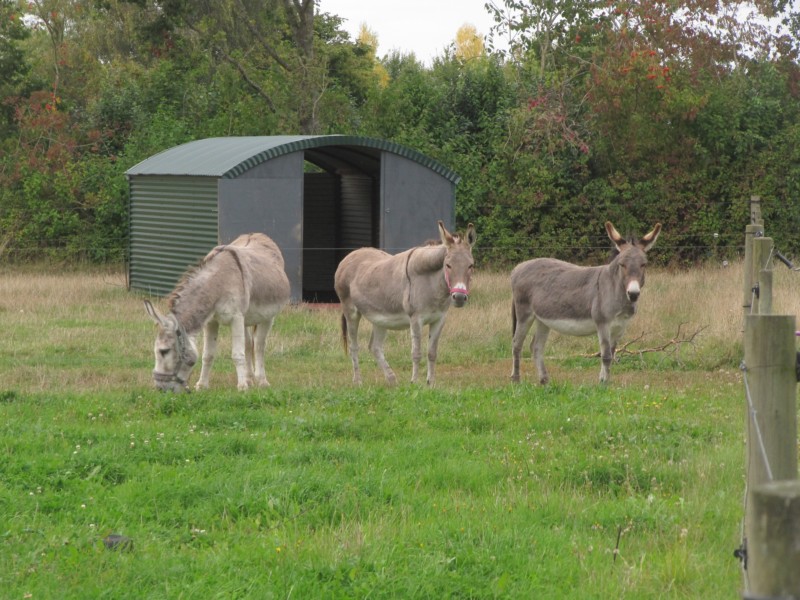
[129, 176, 218, 296]
[380, 153, 456, 251]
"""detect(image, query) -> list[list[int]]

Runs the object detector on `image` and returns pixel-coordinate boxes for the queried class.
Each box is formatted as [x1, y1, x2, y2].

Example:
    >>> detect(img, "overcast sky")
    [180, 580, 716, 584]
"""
[319, 0, 506, 64]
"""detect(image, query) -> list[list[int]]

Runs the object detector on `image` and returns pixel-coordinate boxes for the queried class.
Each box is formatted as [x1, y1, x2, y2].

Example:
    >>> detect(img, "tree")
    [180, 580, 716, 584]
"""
[485, 0, 599, 76]
[131, 0, 323, 133]
[355, 24, 389, 89]
[0, 0, 30, 133]
[455, 24, 484, 62]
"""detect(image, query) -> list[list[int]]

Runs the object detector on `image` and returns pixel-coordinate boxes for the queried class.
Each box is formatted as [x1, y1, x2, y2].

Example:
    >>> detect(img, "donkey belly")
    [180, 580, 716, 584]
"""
[537, 316, 596, 337]
[365, 308, 446, 330]
[365, 311, 411, 330]
[244, 302, 284, 325]
[213, 302, 282, 327]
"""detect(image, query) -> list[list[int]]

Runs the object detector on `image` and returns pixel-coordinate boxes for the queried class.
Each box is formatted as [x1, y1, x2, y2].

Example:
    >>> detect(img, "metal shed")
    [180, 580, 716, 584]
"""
[125, 135, 460, 302]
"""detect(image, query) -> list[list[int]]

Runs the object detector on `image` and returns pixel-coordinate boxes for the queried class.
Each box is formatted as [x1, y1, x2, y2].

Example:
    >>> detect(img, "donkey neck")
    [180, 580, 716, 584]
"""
[168, 271, 226, 335]
[407, 245, 446, 275]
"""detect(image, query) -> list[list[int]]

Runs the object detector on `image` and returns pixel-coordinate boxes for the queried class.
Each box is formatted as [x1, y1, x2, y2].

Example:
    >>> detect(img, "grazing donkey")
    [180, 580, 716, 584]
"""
[144, 233, 290, 392]
[335, 220, 477, 386]
[510, 221, 661, 384]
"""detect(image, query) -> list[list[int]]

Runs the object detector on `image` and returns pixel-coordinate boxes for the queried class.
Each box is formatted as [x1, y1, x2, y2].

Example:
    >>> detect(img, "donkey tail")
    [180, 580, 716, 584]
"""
[340, 314, 349, 354]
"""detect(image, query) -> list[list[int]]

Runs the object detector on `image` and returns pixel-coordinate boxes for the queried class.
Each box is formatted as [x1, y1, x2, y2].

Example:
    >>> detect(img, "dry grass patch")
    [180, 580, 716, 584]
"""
[2, 259, 797, 393]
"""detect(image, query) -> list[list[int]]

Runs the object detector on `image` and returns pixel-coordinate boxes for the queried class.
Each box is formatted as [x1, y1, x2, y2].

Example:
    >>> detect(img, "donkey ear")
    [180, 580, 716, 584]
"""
[465, 223, 477, 248]
[143, 299, 165, 326]
[438, 220, 454, 246]
[605, 221, 626, 250]
[639, 223, 662, 251]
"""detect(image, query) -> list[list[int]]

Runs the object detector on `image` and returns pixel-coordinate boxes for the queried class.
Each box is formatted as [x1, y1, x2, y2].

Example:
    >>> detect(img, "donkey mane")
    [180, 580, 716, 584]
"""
[422, 238, 443, 246]
[167, 246, 229, 311]
[421, 230, 464, 247]
[607, 232, 642, 261]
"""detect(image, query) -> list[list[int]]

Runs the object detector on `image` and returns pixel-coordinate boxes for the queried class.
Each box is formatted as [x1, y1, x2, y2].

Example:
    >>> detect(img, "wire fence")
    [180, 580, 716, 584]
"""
[0, 242, 755, 262]
[736, 242, 800, 590]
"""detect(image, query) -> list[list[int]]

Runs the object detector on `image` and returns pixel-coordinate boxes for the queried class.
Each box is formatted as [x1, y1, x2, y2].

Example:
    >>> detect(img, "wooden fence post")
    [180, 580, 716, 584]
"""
[743, 314, 798, 596]
[742, 224, 764, 320]
[749, 195, 763, 226]
[758, 269, 772, 315]
[751, 237, 773, 315]
[746, 481, 800, 598]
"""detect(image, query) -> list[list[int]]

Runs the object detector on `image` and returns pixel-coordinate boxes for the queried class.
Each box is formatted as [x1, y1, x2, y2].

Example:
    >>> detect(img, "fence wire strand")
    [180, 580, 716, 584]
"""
[738, 358, 778, 589]
[740, 361, 774, 483]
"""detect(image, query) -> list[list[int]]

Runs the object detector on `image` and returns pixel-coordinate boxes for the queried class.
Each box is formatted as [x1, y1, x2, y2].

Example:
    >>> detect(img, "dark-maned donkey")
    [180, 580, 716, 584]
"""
[510, 221, 661, 384]
[144, 233, 290, 392]
[334, 220, 477, 386]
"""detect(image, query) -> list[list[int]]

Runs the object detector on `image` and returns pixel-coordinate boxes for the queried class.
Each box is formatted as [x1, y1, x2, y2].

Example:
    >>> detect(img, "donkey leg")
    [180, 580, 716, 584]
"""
[409, 318, 424, 383]
[370, 327, 397, 385]
[597, 325, 613, 383]
[511, 307, 535, 383]
[196, 320, 219, 390]
[252, 319, 274, 387]
[229, 315, 250, 391]
[344, 311, 363, 384]
[425, 316, 447, 386]
[244, 327, 255, 387]
[531, 321, 552, 385]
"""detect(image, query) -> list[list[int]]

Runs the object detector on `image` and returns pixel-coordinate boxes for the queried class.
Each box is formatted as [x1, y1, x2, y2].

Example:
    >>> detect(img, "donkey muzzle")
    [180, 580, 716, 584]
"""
[450, 285, 469, 307]
[152, 370, 190, 393]
[626, 281, 641, 303]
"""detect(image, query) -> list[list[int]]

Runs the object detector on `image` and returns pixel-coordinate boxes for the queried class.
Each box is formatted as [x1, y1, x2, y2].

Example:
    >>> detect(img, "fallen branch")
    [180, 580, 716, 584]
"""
[584, 322, 708, 367]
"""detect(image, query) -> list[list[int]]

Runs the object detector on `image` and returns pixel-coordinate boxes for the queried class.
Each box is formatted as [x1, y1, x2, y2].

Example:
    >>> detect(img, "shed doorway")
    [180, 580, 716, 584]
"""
[301, 169, 378, 302]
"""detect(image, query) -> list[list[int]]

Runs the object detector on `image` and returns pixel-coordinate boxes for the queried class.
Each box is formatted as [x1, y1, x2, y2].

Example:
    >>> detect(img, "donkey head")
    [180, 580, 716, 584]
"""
[606, 221, 662, 303]
[438, 220, 477, 307]
[143, 299, 198, 393]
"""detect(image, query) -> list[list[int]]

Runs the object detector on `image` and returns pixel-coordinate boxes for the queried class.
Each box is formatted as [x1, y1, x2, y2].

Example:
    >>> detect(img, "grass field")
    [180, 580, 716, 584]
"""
[1, 260, 798, 598]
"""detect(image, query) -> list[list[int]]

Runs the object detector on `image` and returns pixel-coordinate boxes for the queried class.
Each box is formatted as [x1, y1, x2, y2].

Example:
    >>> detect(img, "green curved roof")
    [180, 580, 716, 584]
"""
[125, 135, 461, 184]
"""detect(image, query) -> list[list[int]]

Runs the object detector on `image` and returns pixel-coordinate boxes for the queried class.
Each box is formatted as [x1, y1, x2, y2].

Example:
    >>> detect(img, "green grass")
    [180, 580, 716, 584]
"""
[0, 266, 759, 598]
[0, 382, 743, 598]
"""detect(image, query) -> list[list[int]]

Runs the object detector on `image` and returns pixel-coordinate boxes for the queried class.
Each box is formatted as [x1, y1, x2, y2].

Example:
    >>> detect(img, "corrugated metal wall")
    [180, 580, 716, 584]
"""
[339, 173, 375, 254]
[129, 176, 218, 296]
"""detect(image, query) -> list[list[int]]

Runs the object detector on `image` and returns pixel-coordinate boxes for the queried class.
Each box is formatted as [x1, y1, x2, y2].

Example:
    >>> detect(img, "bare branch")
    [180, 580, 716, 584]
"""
[219, 54, 278, 113]
[235, 0, 292, 71]
[584, 323, 708, 366]
[181, 19, 278, 112]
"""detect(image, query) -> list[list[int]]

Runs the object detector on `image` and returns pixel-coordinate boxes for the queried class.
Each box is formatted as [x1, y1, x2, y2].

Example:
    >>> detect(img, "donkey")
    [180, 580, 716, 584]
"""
[334, 220, 477, 386]
[143, 233, 290, 392]
[510, 221, 661, 384]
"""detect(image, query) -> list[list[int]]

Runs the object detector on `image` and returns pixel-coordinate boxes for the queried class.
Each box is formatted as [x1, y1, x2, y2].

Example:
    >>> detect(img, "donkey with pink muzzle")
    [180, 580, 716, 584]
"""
[335, 220, 477, 386]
